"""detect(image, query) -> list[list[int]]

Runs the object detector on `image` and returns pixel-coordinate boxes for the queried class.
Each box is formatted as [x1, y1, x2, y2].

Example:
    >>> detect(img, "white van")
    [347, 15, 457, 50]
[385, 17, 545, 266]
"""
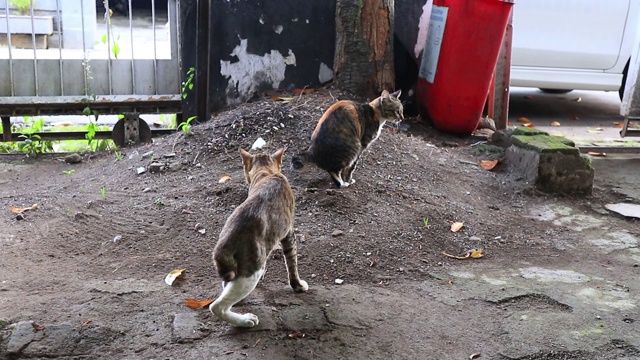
[510, 0, 640, 99]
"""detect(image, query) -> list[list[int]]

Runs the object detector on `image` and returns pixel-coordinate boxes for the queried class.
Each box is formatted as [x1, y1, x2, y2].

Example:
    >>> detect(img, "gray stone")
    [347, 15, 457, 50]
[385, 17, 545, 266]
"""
[172, 313, 206, 343]
[168, 162, 182, 172]
[141, 151, 154, 159]
[605, 203, 640, 219]
[280, 306, 327, 332]
[506, 140, 593, 195]
[148, 162, 165, 173]
[6, 321, 36, 355]
[324, 305, 370, 329]
[64, 153, 82, 164]
[21, 323, 77, 357]
[89, 278, 164, 295]
[136, 167, 147, 175]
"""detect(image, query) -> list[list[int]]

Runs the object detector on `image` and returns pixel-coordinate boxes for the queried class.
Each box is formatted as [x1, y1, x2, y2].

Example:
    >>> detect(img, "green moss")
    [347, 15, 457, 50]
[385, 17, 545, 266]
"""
[512, 126, 549, 136]
[512, 134, 579, 155]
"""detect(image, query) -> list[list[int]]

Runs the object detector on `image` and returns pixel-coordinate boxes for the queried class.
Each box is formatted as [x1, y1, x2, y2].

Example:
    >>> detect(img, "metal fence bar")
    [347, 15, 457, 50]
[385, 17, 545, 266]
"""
[3, 1, 15, 96]
[80, 0, 88, 95]
[128, 0, 136, 94]
[29, 1, 39, 96]
[56, 0, 64, 95]
[152, 0, 158, 95]
[105, 0, 113, 95]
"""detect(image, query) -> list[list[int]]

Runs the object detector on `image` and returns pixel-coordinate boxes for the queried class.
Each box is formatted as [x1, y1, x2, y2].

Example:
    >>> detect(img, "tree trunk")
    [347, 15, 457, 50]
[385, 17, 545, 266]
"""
[334, 0, 395, 99]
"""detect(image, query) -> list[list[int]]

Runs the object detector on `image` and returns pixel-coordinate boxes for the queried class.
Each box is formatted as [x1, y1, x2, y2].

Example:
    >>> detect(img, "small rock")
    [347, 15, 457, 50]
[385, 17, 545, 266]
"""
[16, 213, 25, 221]
[128, 150, 140, 160]
[148, 162, 165, 173]
[331, 230, 344, 237]
[136, 167, 147, 175]
[142, 187, 152, 193]
[64, 153, 82, 164]
[334, 278, 344, 285]
[168, 163, 182, 172]
[113, 235, 122, 243]
[141, 151, 154, 159]
[172, 313, 206, 343]
[251, 137, 266, 150]
[311, 274, 317, 278]
[163, 153, 176, 158]
[469, 236, 482, 241]
[325, 189, 336, 195]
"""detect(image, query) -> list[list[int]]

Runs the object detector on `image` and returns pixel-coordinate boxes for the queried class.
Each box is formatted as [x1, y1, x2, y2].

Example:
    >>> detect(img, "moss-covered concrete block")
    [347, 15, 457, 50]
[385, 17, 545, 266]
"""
[506, 134, 593, 195]
[512, 127, 549, 136]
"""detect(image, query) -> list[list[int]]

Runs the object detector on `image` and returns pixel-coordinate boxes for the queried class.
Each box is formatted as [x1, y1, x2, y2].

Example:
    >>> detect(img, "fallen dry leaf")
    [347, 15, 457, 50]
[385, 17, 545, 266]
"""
[218, 174, 231, 183]
[152, 121, 163, 127]
[288, 332, 307, 339]
[614, 122, 624, 128]
[587, 129, 602, 134]
[522, 123, 535, 128]
[81, 319, 93, 326]
[443, 248, 485, 260]
[507, 121, 513, 126]
[271, 95, 294, 102]
[550, 121, 561, 127]
[517, 117, 530, 123]
[185, 298, 214, 309]
[164, 269, 186, 286]
[292, 88, 315, 95]
[52, 121, 74, 127]
[478, 159, 499, 171]
[450, 222, 464, 232]
[587, 152, 607, 157]
[470, 353, 482, 359]
[11, 204, 38, 214]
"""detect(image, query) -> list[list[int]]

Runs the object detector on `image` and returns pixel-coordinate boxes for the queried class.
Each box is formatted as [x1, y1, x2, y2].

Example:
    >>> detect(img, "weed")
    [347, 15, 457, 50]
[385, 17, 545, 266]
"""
[100, 187, 106, 199]
[423, 218, 430, 228]
[115, 151, 122, 161]
[62, 169, 75, 175]
[181, 67, 195, 99]
[154, 197, 165, 206]
[10, 0, 32, 15]
[178, 116, 197, 135]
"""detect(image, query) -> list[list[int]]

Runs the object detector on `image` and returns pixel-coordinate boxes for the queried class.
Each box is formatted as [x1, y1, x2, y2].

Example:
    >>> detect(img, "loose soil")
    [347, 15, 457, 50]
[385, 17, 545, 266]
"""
[1, 88, 639, 360]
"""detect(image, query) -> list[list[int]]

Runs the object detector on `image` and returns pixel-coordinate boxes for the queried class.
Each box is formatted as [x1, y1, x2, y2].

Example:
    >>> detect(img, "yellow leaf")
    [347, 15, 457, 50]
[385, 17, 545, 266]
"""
[469, 249, 485, 258]
[479, 159, 498, 171]
[10, 204, 38, 214]
[271, 95, 294, 102]
[550, 121, 561, 127]
[587, 129, 602, 134]
[164, 269, 186, 286]
[185, 298, 214, 309]
[450, 222, 464, 232]
[517, 117, 530, 123]
[522, 123, 535, 128]
[218, 174, 231, 183]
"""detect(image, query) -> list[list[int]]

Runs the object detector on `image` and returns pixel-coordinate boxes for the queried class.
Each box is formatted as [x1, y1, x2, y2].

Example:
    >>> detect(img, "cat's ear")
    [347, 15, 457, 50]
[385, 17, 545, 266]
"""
[239, 148, 253, 170]
[381, 90, 390, 98]
[272, 147, 285, 166]
[391, 89, 402, 99]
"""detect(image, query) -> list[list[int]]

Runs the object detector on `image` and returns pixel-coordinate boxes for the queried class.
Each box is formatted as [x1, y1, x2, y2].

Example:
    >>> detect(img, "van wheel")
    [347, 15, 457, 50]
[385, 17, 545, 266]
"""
[620, 61, 630, 101]
[539, 88, 573, 94]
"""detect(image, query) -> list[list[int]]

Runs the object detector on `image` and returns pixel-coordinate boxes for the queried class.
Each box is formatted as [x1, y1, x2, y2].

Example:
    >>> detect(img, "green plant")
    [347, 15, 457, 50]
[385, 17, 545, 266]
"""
[422, 218, 430, 229]
[62, 169, 75, 175]
[178, 116, 197, 134]
[10, 0, 32, 15]
[16, 133, 52, 156]
[181, 67, 195, 99]
[100, 186, 106, 199]
[114, 151, 122, 160]
[98, 4, 121, 58]
[154, 197, 165, 206]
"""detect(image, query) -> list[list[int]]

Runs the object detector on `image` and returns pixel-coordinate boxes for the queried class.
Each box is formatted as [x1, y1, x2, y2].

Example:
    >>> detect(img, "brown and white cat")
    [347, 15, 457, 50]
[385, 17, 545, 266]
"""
[210, 148, 308, 328]
[292, 90, 404, 188]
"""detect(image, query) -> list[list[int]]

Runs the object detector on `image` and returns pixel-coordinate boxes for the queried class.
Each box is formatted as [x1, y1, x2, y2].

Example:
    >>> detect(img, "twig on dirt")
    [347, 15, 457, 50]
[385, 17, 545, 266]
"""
[457, 159, 479, 166]
[192, 151, 201, 165]
[253, 338, 261, 347]
[290, 99, 311, 111]
[329, 91, 336, 103]
[171, 132, 183, 153]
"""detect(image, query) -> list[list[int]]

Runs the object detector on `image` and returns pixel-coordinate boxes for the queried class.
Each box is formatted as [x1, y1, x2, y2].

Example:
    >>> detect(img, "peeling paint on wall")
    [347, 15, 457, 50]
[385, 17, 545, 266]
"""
[220, 38, 297, 104]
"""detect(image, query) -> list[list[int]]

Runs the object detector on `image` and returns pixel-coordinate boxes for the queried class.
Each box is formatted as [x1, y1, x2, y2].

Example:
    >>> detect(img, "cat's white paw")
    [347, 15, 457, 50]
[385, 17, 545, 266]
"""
[349, 178, 356, 185]
[298, 280, 309, 292]
[236, 313, 259, 328]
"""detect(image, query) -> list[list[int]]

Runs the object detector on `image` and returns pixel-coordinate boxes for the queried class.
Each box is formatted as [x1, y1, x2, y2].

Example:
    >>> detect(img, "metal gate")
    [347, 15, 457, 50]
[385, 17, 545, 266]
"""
[0, 0, 182, 146]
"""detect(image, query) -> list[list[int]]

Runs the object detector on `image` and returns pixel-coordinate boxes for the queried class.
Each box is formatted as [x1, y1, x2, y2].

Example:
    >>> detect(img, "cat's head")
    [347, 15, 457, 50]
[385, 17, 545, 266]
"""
[377, 90, 404, 123]
[239, 148, 285, 184]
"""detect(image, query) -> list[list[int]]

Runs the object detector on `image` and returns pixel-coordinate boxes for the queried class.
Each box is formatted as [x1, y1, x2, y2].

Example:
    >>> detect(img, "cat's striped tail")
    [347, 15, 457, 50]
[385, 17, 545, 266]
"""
[291, 151, 310, 169]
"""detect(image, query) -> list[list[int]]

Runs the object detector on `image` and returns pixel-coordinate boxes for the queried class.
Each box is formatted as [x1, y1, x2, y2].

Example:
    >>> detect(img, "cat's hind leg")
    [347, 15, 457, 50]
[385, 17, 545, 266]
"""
[343, 155, 361, 185]
[281, 232, 309, 292]
[210, 270, 262, 328]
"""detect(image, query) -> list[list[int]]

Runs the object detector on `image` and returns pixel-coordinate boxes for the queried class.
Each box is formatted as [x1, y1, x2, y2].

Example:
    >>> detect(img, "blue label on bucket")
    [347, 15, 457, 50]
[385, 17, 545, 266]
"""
[419, 5, 448, 84]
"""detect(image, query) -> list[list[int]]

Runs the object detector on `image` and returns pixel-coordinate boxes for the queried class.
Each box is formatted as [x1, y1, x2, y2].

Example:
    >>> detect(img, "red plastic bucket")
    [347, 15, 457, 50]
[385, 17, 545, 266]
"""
[417, 0, 513, 134]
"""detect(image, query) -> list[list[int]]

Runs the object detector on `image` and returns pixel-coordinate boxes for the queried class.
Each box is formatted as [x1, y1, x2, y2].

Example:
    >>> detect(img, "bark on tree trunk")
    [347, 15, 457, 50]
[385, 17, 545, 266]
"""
[334, 0, 395, 99]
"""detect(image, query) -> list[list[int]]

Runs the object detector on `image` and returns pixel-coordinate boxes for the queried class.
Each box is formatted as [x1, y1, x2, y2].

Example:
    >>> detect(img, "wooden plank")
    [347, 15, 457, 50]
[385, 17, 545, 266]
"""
[5, 129, 176, 142]
[489, 9, 513, 130]
[2, 116, 11, 142]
